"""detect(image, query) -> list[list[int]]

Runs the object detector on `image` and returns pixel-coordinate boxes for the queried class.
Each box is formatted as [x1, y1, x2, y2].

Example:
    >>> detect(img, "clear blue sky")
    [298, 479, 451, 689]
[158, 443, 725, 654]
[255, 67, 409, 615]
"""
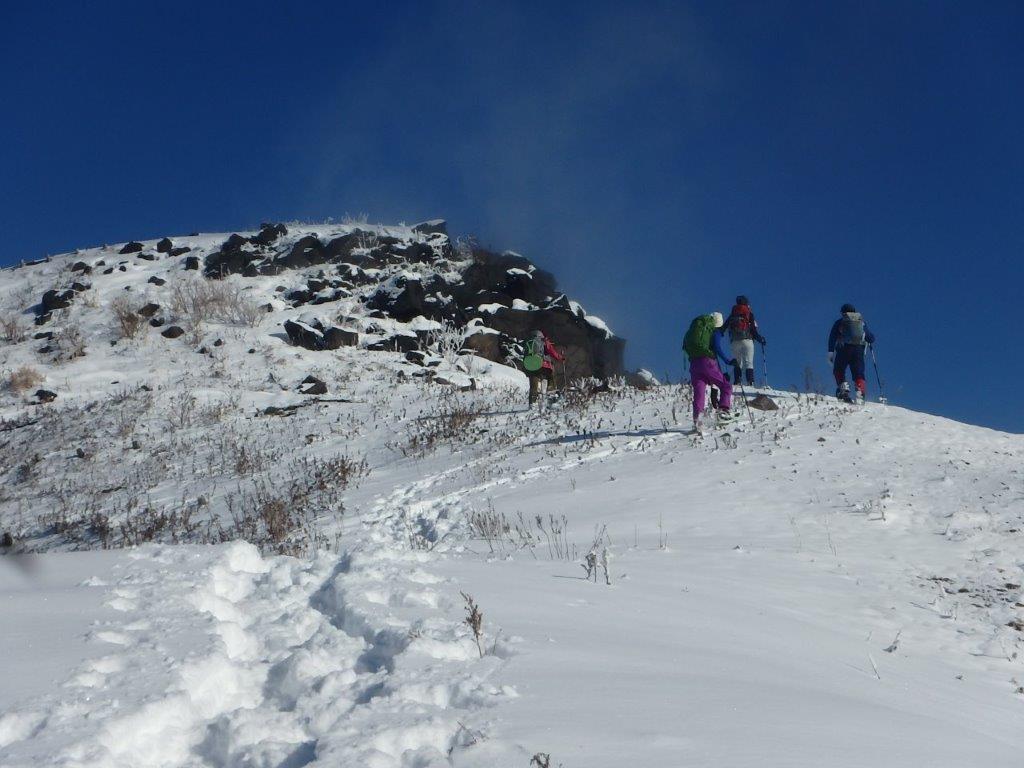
[3, 2, 1022, 431]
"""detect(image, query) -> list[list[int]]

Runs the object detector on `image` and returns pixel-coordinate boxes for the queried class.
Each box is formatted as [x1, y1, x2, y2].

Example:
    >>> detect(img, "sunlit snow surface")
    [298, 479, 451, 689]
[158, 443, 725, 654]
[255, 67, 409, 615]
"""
[2, 228, 1024, 766]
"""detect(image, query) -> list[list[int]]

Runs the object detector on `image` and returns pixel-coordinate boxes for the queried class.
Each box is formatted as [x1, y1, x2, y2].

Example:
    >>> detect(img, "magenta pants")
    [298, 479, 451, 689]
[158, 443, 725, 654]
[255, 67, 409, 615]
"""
[690, 357, 732, 418]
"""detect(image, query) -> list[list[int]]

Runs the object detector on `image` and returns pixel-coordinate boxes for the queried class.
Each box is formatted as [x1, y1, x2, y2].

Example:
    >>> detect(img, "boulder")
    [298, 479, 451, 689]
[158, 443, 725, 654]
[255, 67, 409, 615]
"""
[161, 326, 185, 339]
[137, 252, 156, 261]
[749, 394, 779, 411]
[251, 223, 287, 246]
[35, 389, 58, 403]
[366, 333, 419, 353]
[184, 255, 200, 270]
[70, 282, 90, 292]
[138, 303, 161, 318]
[299, 375, 327, 395]
[282, 317, 321, 350]
[156, 237, 174, 253]
[323, 327, 358, 349]
[412, 219, 447, 236]
[204, 234, 259, 277]
[119, 241, 144, 254]
[147, 276, 166, 286]
[170, 246, 192, 257]
[367, 278, 425, 322]
[71, 261, 92, 274]
[275, 235, 327, 270]
[41, 289, 75, 313]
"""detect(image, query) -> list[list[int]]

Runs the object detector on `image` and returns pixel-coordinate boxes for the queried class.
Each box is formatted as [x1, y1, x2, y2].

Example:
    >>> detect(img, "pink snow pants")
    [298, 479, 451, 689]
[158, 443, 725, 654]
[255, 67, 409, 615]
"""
[690, 356, 732, 419]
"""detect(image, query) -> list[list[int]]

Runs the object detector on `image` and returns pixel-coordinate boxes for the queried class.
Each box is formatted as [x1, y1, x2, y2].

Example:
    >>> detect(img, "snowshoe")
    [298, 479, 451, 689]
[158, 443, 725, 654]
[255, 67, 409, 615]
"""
[717, 409, 740, 424]
[836, 384, 852, 403]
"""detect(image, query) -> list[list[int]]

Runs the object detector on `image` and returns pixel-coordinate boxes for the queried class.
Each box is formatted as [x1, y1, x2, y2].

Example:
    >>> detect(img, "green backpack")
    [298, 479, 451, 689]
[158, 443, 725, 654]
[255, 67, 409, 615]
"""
[683, 315, 716, 359]
[523, 337, 545, 372]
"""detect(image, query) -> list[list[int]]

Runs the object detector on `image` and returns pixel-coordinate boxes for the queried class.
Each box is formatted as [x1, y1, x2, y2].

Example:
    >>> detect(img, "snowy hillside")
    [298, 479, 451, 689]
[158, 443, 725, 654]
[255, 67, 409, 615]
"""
[2, 224, 1024, 766]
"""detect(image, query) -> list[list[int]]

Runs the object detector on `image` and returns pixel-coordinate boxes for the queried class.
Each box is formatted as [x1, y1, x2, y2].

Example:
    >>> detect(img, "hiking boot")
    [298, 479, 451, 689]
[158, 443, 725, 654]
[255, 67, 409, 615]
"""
[836, 383, 852, 403]
[718, 409, 739, 424]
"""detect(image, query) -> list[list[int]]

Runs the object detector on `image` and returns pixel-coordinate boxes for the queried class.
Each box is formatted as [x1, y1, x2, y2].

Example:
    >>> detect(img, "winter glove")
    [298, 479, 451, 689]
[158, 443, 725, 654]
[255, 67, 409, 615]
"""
[758, 337, 767, 346]
[827, 352, 834, 364]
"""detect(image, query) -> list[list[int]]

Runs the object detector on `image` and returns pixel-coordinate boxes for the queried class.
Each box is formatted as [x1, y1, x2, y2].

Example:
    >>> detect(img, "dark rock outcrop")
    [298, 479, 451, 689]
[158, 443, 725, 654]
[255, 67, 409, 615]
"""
[161, 326, 185, 339]
[156, 237, 174, 253]
[119, 241, 144, 254]
[469, 304, 624, 380]
[41, 289, 75, 313]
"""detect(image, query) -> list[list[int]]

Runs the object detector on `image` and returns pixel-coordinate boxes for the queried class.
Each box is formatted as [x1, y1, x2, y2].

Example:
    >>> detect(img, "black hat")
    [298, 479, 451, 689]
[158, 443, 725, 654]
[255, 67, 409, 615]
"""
[841, 303, 856, 314]
[736, 295, 749, 306]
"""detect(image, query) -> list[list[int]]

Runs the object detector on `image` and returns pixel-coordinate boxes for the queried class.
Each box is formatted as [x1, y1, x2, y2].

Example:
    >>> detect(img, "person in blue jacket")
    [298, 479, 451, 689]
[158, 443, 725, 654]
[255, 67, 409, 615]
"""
[685, 311, 739, 425]
[828, 303, 876, 403]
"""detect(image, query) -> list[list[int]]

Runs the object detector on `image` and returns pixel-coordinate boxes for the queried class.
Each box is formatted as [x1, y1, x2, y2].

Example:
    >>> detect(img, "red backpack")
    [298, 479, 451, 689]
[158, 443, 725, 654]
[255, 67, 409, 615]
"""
[728, 305, 752, 339]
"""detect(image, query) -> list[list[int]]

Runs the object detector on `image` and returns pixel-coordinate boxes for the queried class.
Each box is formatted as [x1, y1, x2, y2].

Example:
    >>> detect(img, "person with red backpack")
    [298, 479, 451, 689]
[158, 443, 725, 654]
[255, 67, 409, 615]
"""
[683, 312, 738, 427]
[523, 329, 565, 407]
[828, 303, 876, 403]
[724, 295, 766, 386]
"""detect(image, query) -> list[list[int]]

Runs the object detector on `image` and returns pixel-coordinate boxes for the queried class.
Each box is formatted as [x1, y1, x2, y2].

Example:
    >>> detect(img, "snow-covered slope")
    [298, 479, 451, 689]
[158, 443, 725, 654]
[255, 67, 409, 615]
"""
[2, 225, 1024, 767]
[2, 384, 1024, 766]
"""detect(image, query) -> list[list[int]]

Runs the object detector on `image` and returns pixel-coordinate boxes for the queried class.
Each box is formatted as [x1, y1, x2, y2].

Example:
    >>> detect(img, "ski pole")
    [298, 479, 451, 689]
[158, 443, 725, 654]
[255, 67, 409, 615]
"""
[868, 346, 884, 405]
[737, 378, 756, 427]
[760, 342, 768, 389]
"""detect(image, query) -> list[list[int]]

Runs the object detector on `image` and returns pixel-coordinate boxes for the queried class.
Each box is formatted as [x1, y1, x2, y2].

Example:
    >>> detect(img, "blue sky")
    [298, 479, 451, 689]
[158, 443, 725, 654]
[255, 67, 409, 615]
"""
[2, 2, 1022, 431]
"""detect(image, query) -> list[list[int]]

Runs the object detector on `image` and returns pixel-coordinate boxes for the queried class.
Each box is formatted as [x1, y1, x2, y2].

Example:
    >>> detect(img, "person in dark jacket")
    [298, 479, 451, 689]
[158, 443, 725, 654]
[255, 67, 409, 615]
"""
[828, 303, 876, 403]
[724, 295, 766, 386]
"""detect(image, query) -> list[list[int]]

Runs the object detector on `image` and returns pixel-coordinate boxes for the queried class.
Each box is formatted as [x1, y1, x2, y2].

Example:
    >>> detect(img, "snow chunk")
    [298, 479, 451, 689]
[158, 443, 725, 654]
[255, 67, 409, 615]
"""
[585, 314, 614, 338]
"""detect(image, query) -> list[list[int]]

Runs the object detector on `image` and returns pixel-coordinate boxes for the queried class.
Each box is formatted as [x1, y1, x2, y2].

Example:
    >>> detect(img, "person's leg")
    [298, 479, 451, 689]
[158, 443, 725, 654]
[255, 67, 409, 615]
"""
[705, 363, 733, 411]
[529, 373, 539, 404]
[850, 347, 867, 396]
[833, 349, 847, 387]
[691, 358, 710, 421]
[730, 341, 743, 384]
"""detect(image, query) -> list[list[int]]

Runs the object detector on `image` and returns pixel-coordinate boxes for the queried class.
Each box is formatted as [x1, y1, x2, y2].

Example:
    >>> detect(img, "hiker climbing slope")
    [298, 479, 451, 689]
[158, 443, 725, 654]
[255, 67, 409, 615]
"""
[725, 295, 766, 386]
[523, 329, 564, 407]
[683, 312, 738, 427]
[828, 303, 876, 403]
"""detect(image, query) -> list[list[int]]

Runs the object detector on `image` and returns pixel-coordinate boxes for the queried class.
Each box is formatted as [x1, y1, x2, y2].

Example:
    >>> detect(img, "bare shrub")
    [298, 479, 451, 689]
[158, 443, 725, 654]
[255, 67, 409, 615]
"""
[110, 294, 145, 339]
[425, 320, 465, 364]
[0, 312, 28, 343]
[6, 366, 43, 393]
[170, 277, 263, 330]
[460, 591, 484, 658]
[52, 324, 86, 361]
[402, 393, 486, 457]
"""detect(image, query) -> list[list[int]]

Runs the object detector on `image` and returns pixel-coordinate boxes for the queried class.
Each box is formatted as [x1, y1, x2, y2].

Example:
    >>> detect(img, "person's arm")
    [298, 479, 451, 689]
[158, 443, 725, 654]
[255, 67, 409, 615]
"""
[712, 330, 733, 368]
[545, 339, 565, 361]
[751, 314, 766, 344]
[828, 320, 840, 353]
[865, 324, 876, 345]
